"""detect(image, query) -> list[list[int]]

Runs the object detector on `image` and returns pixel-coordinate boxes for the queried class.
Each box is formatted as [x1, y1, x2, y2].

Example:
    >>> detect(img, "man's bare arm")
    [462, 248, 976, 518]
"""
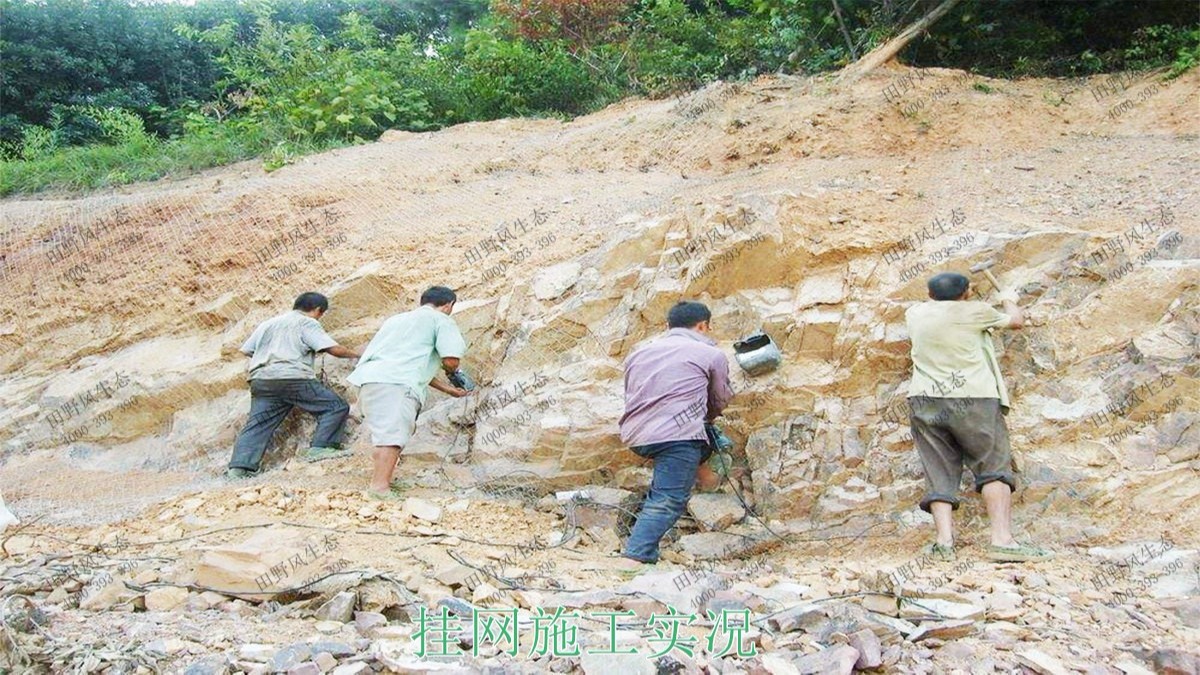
[1002, 299, 1024, 329]
[441, 356, 461, 373]
[323, 345, 361, 359]
[430, 377, 469, 397]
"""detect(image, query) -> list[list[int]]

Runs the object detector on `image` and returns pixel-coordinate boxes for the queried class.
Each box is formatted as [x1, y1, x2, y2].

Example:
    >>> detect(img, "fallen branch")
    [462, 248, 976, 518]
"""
[838, 0, 963, 82]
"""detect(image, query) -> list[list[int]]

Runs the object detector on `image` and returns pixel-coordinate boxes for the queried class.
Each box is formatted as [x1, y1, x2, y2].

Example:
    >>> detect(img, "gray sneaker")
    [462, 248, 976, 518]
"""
[225, 467, 256, 479]
[300, 447, 351, 463]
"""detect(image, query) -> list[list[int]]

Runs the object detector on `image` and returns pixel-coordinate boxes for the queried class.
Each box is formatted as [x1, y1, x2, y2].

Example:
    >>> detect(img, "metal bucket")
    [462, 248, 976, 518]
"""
[733, 331, 782, 376]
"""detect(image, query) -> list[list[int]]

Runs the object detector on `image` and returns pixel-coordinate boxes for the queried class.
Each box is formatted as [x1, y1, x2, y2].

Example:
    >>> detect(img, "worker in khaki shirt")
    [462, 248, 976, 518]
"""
[227, 292, 361, 478]
[904, 272, 1052, 563]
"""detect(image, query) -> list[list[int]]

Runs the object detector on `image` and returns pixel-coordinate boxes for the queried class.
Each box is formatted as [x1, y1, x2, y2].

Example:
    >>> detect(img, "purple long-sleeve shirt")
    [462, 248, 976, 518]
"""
[619, 328, 734, 447]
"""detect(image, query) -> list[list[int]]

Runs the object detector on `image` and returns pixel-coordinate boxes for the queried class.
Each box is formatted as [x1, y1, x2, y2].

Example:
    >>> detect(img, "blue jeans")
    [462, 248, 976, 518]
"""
[229, 379, 349, 471]
[623, 439, 708, 563]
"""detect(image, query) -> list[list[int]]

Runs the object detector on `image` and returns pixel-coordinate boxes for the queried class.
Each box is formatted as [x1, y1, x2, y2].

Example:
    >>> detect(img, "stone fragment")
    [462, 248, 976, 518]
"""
[848, 628, 883, 669]
[315, 591, 357, 623]
[354, 611, 387, 636]
[767, 604, 827, 633]
[271, 644, 313, 672]
[79, 578, 137, 611]
[187, 528, 328, 598]
[404, 498, 442, 523]
[309, 641, 356, 658]
[557, 486, 637, 530]
[144, 586, 190, 612]
[1174, 598, 1200, 628]
[434, 564, 477, 588]
[315, 620, 343, 634]
[907, 620, 976, 642]
[238, 644, 276, 662]
[900, 598, 985, 620]
[287, 664, 321, 675]
[862, 594, 899, 616]
[532, 262, 582, 300]
[580, 652, 656, 675]
[759, 654, 801, 675]
[183, 657, 230, 675]
[313, 652, 338, 672]
[687, 493, 747, 531]
[791, 645, 860, 675]
[1152, 648, 1200, 675]
[1112, 659, 1156, 675]
[146, 638, 190, 655]
[700, 590, 751, 615]
[331, 665, 370, 675]
[1016, 648, 1071, 675]
[472, 582, 502, 604]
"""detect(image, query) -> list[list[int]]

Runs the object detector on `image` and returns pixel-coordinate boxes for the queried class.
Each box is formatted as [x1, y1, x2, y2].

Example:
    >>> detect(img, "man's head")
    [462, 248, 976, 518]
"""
[293, 292, 329, 318]
[667, 301, 712, 333]
[420, 286, 457, 315]
[927, 272, 970, 301]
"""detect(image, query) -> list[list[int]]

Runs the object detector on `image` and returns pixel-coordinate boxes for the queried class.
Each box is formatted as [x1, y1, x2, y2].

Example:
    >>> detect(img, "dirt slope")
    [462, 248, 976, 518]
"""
[1, 66, 1198, 673]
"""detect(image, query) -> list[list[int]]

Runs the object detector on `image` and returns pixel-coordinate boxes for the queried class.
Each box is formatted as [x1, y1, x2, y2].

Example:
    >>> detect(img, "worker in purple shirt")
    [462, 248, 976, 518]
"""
[620, 301, 734, 564]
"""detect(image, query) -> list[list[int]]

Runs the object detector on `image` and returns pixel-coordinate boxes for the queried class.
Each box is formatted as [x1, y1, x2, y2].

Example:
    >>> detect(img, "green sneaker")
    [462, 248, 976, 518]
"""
[987, 542, 1054, 562]
[366, 489, 404, 502]
[300, 446, 351, 463]
[225, 467, 256, 479]
[924, 542, 957, 562]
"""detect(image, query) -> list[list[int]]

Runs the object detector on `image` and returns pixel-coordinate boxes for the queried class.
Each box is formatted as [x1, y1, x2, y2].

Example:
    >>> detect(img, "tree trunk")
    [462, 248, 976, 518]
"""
[831, 0, 858, 60]
[838, 0, 963, 82]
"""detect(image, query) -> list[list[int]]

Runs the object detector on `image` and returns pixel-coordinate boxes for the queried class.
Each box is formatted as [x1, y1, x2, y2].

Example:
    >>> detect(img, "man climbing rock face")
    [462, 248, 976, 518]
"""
[904, 272, 1052, 563]
[620, 301, 734, 564]
[348, 286, 470, 500]
[227, 292, 361, 478]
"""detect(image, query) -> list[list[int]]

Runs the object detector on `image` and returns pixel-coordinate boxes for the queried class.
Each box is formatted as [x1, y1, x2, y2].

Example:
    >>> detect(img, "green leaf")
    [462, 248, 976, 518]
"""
[336, 113, 353, 124]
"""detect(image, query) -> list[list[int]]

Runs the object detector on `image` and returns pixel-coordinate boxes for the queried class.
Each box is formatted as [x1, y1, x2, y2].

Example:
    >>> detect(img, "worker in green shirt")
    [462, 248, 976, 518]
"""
[348, 286, 471, 499]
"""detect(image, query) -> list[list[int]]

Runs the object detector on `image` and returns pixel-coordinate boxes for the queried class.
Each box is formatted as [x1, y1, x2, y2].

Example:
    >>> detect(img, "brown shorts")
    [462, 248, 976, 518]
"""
[908, 396, 1016, 512]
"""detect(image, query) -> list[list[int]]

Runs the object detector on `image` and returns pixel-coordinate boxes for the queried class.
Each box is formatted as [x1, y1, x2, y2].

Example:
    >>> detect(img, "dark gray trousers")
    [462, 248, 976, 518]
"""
[228, 379, 349, 471]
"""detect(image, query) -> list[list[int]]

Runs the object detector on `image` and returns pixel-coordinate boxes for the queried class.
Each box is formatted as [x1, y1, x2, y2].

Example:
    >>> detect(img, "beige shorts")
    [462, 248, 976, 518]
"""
[359, 383, 422, 447]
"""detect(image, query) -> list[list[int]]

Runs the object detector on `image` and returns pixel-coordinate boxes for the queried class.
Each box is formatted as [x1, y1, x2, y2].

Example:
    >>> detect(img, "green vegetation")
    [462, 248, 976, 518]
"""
[1, 0, 1196, 197]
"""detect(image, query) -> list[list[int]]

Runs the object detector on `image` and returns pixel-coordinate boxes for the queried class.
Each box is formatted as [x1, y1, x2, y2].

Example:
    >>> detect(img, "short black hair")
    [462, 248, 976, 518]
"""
[927, 273, 970, 301]
[293, 292, 329, 312]
[420, 286, 457, 307]
[668, 301, 711, 329]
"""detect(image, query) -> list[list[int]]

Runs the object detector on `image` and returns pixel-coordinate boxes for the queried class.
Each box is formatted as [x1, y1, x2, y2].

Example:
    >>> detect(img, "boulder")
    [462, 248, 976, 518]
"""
[185, 527, 331, 599]
[687, 493, 747, 531]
